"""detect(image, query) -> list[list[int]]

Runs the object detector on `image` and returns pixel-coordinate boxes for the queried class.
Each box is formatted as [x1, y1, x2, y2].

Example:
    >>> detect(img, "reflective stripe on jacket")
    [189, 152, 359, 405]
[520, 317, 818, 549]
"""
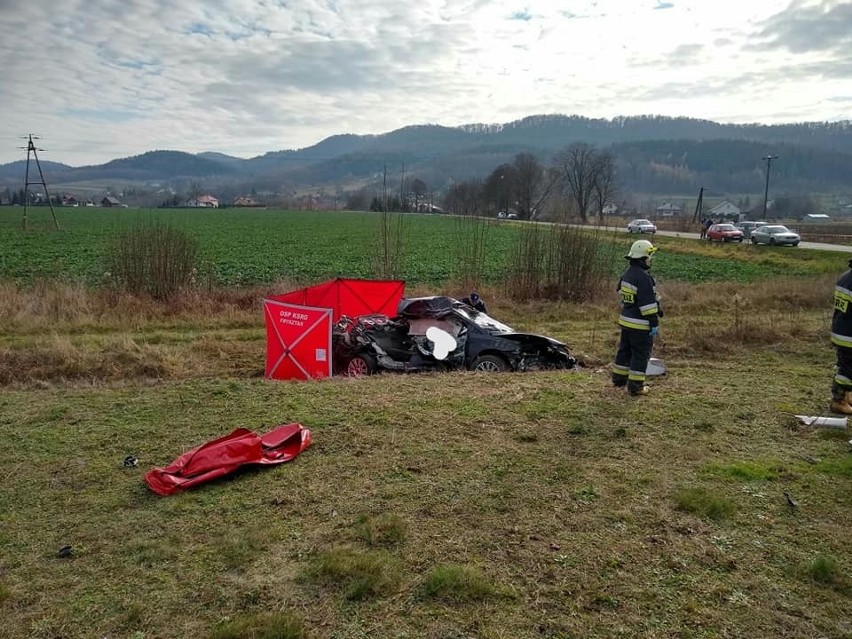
[617, 262, 660, 332]
[832, 269, 852, 348]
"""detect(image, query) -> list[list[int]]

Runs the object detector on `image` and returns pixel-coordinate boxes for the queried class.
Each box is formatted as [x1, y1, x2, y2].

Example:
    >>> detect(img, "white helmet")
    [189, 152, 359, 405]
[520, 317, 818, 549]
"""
[625, 239, 658, 260]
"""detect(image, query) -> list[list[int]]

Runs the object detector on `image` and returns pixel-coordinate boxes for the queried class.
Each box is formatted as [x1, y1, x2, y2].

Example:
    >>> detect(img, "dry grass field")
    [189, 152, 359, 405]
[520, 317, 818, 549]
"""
[1, 269, 850, 638]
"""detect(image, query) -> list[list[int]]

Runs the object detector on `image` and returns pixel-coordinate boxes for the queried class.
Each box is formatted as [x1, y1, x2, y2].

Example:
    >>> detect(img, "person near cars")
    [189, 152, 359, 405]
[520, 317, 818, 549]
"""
[612, 239, 662, 396]
[830, 259, 852, 414]
[699, 218, 708, 239]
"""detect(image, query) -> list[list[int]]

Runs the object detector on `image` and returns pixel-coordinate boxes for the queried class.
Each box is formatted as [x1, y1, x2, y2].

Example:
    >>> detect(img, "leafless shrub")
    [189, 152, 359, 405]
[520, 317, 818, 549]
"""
[104, 221, 199, 300]
[453, 211, 493, 291]
[505, 223, 620, 302]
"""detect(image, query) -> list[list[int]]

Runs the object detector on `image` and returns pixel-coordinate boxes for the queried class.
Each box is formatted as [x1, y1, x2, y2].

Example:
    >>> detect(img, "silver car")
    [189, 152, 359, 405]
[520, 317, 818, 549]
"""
[750, 224, 800, 246]
[734, 220, 767, 239]
[627, 219, 657, 234]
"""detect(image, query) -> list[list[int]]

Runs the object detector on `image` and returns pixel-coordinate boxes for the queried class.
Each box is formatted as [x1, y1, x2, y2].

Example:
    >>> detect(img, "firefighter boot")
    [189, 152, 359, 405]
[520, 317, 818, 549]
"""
[830, 387, 852, 415]
[628, 383, 649, 397]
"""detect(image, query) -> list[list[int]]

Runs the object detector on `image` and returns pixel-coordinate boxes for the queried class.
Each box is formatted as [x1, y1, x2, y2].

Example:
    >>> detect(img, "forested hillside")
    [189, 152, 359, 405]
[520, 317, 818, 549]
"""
[1, 115, 850, 197]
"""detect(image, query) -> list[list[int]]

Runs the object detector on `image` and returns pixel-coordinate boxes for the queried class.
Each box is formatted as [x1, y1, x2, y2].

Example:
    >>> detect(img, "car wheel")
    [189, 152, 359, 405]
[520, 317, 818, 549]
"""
[751, 237, 758, 244]
[471, 354, 509, 372]
[769, 238, 776, 246]
[737, 238, 743, 243]
[345, 352, 377, 376]
[792, 241, 799, 247]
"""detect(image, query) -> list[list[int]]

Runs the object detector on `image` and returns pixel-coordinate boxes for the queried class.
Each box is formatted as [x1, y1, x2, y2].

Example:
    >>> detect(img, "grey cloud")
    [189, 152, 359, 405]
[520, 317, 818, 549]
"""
[669, 43, 704, 62]
[757, 0, 852, 53]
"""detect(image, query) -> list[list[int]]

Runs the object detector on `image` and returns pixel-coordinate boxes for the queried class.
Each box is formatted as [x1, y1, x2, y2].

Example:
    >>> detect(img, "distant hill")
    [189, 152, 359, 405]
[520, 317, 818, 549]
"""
[1, 115, 851, 198]
[0, 159, 72, 180]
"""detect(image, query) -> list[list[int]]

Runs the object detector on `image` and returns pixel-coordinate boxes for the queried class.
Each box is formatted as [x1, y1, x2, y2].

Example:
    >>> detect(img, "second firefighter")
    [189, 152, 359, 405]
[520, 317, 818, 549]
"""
[612, 239, 662, 396]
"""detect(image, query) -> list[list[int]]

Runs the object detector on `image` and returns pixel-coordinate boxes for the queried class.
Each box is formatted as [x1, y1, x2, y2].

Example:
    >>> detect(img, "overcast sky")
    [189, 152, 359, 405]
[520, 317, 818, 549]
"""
[0, 0, 849, 165]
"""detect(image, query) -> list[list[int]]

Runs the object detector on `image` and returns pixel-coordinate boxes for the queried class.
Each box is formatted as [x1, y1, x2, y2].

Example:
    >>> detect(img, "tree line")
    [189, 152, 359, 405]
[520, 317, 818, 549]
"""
[349, 144, 617, 223]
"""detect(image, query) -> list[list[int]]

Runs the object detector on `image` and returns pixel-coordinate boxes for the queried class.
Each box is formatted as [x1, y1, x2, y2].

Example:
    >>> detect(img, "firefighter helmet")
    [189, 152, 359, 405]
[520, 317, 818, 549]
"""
[625, 239, 658, 260]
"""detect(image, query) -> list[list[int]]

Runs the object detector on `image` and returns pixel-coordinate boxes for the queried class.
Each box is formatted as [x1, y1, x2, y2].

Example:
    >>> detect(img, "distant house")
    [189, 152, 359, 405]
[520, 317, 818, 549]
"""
[654, 202, 683, 217]
[61, 194, 79, 207]
[233, 196, 258, 207]
[187, 195, 219, 208]
[101, 196, 121, 207]
[708, 201, 741, 221]
[603, 202, 638, 217]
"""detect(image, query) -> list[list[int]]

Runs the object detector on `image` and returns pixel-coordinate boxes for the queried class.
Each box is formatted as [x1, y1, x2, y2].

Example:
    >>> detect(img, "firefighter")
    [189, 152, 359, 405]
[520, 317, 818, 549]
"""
[830, 258, 852, 414]
[612, 239, 661, 396]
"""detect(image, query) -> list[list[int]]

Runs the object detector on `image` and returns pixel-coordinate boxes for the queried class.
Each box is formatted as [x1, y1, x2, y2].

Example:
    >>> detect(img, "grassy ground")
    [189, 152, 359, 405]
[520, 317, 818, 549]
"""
[1, 272, 850, 638]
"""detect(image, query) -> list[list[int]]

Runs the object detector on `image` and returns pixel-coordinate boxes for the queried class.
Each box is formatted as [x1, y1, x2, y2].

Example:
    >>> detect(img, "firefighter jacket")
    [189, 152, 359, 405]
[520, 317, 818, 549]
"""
[831, 268, 852, 348]
[617, 261, 661, 331]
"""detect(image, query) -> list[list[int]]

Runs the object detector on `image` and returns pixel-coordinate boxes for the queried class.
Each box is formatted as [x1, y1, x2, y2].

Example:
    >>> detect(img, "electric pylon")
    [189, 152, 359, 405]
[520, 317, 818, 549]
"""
[20, 134, 59, 230]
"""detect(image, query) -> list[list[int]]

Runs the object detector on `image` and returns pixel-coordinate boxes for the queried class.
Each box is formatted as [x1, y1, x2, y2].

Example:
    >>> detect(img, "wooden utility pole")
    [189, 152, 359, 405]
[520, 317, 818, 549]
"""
[691, 187, 704, 224]
[20, 134, 59, 230]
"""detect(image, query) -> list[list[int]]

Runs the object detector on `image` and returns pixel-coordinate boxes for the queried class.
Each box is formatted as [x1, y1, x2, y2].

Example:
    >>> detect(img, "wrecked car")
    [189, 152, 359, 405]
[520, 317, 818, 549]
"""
[333, 295, 577, 376]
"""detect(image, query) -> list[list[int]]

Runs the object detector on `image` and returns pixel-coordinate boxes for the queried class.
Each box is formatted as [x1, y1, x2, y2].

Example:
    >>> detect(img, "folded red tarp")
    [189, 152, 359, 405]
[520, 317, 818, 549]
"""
[144, 423, 311, 496]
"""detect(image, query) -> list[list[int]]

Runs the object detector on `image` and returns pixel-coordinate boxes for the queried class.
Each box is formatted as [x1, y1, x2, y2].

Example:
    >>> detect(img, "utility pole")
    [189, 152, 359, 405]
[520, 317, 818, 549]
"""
[762, 154, 778, 221]
[691, 187, 704, 224]
[20, 134, 60, 231]
[399, 162, 406, 212]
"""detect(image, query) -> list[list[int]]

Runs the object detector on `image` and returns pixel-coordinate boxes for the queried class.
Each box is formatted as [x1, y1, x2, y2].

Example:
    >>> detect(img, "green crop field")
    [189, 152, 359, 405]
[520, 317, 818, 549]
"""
[1, 207, 844, 289]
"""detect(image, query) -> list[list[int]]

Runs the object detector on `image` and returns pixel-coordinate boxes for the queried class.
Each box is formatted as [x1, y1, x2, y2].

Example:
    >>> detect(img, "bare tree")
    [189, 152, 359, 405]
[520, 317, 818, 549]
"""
[554, 143, 615, 224]
[443, 179, 485, 216]
[411, 178, 427, 211]
[591, 152, 616, 222]
[484, 164, 518, 215]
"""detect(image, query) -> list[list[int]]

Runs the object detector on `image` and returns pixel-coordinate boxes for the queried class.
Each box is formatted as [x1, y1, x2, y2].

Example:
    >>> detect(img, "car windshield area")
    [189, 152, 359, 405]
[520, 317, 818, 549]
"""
[716, 224, 736, 231]
[633, 219, 651, 225]
[454, 305, 515, 333]
[763, 226, 789, 234]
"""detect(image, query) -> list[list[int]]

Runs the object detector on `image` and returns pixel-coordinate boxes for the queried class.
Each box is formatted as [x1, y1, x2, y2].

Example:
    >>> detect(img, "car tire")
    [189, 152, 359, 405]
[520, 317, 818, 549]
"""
[792, 241, 799, 247]
[471, 354, 510, 373]
[751, 237, 758, 244]
[769, 238, 776, 246]
[345, 352, 377, 376]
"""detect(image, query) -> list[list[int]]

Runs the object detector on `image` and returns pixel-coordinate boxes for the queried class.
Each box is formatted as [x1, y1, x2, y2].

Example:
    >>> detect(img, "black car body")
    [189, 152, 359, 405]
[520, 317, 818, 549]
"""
[333, 296, 576, 375]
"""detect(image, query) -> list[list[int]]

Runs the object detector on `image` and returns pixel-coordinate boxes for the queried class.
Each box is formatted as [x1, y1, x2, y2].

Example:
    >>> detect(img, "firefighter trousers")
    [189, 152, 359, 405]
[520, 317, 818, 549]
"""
[612, 328, 653, 393]
[832, 345, 852, 399]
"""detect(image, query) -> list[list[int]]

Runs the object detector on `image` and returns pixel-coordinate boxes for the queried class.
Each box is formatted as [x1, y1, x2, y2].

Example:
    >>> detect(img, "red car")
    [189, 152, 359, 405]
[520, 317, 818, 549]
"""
[706, 223, 744, 242]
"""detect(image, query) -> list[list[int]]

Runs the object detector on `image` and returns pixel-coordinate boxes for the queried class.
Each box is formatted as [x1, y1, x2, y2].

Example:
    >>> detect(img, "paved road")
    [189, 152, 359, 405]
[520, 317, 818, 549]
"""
[601, 226, 852, 253]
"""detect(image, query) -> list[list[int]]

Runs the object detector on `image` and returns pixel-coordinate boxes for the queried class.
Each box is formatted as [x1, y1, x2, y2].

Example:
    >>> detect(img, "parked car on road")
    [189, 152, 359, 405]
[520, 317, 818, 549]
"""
[735, 220, 767, 239]
[627, 219, 657, 234]
[706, 223, 744, 242]
[333, 296, 576, 376]
[750, 225, 800, 246]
